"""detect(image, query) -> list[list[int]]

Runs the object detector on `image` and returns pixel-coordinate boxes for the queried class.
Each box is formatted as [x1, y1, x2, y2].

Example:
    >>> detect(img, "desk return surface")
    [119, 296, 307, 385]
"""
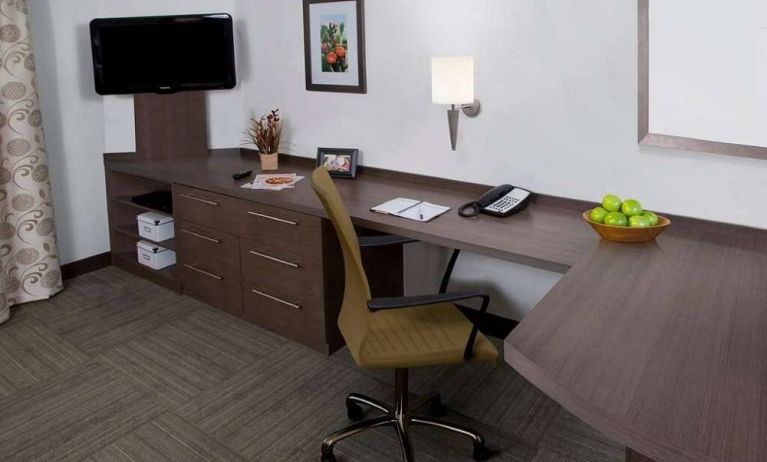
[105, 150, 767, 462]
[506, 221, 767, 462]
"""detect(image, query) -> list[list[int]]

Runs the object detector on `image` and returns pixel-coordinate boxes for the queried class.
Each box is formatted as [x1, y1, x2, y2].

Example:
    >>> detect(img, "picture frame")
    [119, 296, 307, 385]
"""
[303, 0, 366, 94]
[317, 148, 359, 179]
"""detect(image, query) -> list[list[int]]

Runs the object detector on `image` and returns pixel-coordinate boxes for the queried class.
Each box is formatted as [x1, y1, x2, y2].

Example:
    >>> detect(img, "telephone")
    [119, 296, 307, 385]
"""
[458, 184, 533, 218]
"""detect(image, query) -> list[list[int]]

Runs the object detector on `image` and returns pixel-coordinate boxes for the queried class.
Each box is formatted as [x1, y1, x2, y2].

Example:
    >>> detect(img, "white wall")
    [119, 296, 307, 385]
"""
[29, 0, 107, 265]
[235, 0, 767, 317]
[29, 0, 242, 264]
[29, 0, 767, 318]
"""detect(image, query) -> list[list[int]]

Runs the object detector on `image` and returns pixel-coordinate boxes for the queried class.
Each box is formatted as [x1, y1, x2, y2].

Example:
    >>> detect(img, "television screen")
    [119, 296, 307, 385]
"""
[90, 13, 236, 95]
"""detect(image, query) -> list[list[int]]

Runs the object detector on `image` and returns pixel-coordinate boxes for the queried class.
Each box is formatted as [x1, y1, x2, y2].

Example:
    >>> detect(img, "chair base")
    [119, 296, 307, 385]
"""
[320, 369, 495, 462]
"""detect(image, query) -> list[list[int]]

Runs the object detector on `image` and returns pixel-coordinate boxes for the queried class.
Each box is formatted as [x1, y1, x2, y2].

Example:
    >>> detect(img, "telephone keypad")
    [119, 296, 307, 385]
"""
[486, 189, 531, 214]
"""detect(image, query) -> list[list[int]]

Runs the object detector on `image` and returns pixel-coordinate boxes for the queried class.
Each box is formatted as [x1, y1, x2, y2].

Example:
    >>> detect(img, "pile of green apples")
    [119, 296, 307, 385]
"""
[590, 195, 659, 228]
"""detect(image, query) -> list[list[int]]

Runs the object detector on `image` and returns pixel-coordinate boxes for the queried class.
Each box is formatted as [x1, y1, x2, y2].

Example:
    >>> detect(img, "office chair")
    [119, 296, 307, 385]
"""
[311, 167, 499, 462]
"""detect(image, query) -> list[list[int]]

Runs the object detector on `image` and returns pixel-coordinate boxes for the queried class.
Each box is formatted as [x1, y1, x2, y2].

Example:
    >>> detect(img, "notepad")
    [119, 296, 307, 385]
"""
[371, 198, 450, 223]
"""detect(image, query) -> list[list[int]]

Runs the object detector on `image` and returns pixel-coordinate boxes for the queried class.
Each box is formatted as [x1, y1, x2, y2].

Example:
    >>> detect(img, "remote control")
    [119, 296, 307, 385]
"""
[233, 170, 253, 181]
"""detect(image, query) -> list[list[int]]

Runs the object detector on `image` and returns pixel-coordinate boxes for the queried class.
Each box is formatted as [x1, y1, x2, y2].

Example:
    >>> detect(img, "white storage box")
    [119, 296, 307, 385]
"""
[137, 211, 174, 242]
[136, 240, 176, 270]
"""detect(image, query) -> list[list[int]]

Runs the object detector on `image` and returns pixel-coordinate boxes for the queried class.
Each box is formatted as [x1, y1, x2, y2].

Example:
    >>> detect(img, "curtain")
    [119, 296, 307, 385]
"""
[0, 0, 61, 325]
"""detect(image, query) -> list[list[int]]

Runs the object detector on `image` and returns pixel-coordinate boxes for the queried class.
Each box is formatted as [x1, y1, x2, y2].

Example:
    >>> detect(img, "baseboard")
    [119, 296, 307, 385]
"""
[61, 252, 112, 280]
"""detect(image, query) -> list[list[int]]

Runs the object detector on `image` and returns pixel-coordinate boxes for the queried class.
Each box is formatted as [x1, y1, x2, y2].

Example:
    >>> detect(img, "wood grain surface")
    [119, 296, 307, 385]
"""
[105, 149, 596, 272]
[105, 149, 767, 462]
[506, 220, 767, 462]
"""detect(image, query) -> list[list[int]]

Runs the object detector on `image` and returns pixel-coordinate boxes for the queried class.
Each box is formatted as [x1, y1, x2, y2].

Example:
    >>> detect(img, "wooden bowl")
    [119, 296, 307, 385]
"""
[582, 211, 671, 243]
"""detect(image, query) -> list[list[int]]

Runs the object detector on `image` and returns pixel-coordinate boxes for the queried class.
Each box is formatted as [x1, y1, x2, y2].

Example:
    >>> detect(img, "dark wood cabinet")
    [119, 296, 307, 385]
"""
[105, 168, 349, 354]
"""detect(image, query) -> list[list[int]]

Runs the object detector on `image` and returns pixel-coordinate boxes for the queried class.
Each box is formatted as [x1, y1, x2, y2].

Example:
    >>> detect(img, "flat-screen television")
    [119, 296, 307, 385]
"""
[90, 13, 236, 95]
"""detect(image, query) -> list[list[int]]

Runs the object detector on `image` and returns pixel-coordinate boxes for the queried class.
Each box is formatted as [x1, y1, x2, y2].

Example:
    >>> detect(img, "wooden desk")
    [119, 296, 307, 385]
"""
[105, 150, 596, 272]
[505, 220, 767, 462]
[105, 149, 767, 462]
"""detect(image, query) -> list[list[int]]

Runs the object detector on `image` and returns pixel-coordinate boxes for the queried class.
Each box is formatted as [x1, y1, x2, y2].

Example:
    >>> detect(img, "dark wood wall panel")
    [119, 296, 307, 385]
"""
[134, 92, 208, 159]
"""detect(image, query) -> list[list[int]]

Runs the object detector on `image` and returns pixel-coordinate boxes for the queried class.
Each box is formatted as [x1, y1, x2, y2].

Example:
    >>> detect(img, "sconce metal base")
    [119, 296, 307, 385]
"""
[447, 100, 480, 151]
[448, 107, 460, 151]
[461, 100, 481, 118]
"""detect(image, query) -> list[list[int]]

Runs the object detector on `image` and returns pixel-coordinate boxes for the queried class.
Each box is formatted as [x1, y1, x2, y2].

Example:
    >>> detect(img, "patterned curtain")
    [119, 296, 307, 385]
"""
[0, 0, 61, 325]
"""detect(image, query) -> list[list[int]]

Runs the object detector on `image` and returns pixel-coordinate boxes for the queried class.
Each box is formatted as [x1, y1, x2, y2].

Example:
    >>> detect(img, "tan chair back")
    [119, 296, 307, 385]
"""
[310, 167, 372, 362]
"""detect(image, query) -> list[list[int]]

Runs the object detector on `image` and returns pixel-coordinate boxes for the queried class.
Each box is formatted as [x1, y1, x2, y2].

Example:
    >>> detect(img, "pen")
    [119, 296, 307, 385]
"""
[418, 204, 424, 221]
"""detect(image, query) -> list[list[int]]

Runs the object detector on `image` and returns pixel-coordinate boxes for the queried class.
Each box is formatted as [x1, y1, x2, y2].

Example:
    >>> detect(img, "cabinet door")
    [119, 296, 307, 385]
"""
[177, 221, 240, 280]
[180, 262, 242, 317]
[177, 220, 242, 315]
[174, 184, 239, 232]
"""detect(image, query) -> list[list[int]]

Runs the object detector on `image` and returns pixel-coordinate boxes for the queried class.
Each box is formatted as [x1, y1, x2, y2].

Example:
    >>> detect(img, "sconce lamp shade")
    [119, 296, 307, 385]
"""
[431, 56, 475, 105]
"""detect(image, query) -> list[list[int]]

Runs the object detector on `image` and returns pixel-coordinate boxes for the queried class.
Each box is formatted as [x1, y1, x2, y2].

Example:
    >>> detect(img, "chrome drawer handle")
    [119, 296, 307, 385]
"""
[180, 193, 219, 207]
[248, 250, 300, 268]
[181, 229, 221, 244]
[251, 289, 301, 310]
[247, 211, 297, 226]
[184, 264, 223, 281]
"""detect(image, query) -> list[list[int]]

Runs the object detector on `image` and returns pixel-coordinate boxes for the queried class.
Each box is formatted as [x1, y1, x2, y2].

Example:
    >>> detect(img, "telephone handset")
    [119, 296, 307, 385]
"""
[459, 184, 533, 218]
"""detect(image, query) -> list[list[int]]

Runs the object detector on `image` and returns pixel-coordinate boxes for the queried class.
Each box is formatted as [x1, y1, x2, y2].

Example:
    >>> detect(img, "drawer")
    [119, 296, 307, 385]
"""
[241, 283, 325, 351]
[174, 184, 238, 232]
[240, 238, 322, 290]
[177, 221, 240, 279]
[180, 263, 242, 316]
[238, 201, 322, 256]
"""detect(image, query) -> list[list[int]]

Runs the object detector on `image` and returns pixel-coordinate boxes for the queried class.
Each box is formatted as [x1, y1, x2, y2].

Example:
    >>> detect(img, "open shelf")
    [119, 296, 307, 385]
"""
[113, 250, 179, 292]
[109, 195, 172, 215]
[112, 224, 176, 251]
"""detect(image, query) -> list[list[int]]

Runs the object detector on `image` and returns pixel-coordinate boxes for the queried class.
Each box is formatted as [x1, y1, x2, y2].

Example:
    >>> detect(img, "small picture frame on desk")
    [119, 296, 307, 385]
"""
[317, 148, 359, 179]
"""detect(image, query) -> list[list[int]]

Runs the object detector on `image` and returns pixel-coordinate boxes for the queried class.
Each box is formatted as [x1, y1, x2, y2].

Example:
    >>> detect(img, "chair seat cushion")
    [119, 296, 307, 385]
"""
[357, 303, 498, 369]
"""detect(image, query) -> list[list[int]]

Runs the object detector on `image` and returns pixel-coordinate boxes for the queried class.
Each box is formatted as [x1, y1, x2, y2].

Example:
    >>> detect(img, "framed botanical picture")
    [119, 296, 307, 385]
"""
[303, 0, 366, 94]
[317, 148, 359, 179]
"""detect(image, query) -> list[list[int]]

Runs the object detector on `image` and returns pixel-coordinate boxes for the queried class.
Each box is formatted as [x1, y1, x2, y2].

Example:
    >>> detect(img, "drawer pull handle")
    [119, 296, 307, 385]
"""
[180, 194, 220, 207]
[248, 250, 300, 268]
[247, 211, 298, 226]
[184, 264, 223, 281]
[251, 289, 301, 310]
[181, 229, 221, 244]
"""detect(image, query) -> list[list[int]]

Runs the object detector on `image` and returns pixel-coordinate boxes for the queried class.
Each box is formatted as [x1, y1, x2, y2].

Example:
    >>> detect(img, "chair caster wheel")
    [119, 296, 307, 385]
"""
[346, 401, 364, 421]
[428, 397, 448, 418]
[473, 442, 495, 461]
[320, 451, 337, 462]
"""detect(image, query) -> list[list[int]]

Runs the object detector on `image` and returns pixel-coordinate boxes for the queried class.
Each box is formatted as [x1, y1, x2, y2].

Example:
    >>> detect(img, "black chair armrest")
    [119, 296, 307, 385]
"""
[358, 235, 418, 248]
[367, 290, 488, 311]
[368, 291, 490, 361]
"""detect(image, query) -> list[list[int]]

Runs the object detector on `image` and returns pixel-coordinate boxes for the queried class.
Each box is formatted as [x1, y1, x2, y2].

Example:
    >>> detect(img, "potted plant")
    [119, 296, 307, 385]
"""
[245, 109, 283, 171]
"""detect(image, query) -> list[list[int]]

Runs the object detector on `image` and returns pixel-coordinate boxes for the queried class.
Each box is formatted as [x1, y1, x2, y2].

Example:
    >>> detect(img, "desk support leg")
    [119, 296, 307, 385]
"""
[626, 448, 656, 462]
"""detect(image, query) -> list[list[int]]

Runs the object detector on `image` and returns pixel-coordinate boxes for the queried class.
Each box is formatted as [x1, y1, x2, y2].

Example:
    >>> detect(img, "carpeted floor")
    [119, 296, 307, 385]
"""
[0, 266, 624, 462]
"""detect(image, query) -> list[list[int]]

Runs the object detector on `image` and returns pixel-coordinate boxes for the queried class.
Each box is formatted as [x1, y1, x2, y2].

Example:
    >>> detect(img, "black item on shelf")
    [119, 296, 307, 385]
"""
[132, 191, 173, 214]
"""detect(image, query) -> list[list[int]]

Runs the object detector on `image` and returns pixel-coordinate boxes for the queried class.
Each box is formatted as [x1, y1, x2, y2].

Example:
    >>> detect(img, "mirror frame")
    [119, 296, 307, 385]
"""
[638, 0, 767, 160]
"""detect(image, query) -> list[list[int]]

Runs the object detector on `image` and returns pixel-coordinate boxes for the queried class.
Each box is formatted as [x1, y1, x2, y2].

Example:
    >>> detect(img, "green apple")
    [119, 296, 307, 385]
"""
[602, 194, 622, 213]
[642, 211, 659, 226]
[621, 199, 643, 217]
[589, 207, 608, 223]
[604, 211, 628, 227]
[629, 215, 651, 228]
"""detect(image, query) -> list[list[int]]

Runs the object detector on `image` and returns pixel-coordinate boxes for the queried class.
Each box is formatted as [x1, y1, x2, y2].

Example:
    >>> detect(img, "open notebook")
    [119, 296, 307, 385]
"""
[371, 198, 451, 223]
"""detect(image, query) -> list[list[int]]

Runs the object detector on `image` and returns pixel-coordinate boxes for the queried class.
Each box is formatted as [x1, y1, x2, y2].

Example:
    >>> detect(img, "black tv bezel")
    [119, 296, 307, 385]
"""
[90, 13, 237, 96]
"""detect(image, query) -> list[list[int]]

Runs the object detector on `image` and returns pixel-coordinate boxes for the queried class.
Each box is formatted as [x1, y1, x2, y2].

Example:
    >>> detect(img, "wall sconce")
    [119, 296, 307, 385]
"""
[431, 56, 480, 151]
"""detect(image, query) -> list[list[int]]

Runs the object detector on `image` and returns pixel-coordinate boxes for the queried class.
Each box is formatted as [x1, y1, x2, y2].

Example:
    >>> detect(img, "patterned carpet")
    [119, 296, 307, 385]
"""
[0, 267, 624, 462]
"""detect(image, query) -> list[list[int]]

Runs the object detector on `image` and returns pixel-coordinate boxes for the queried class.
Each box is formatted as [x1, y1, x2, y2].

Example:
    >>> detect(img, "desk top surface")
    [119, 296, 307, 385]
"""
[106, 150, 767, 462]
[105, 149, 597, 272]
